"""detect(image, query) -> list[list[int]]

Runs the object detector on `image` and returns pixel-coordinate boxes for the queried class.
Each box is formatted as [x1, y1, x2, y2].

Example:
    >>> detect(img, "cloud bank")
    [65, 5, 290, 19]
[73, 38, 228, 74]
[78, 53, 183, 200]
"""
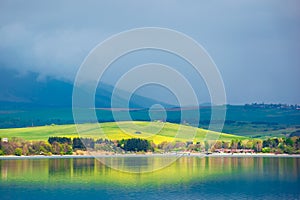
[0, 0, 299, 104]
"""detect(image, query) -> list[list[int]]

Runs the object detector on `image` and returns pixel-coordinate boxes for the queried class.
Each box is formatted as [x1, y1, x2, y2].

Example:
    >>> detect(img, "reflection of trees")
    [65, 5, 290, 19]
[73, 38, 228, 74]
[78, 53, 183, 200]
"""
[49, 159, 72, 177]
[0, 160, 8, 180]
[0, 159, 49, 182]
[72, 158, 95, 175]
[0, 157, 299, 185]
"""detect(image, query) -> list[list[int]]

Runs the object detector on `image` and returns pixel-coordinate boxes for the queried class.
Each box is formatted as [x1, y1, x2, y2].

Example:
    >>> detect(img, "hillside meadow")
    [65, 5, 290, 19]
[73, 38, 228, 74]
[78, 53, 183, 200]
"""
[0, 121, 245, 144]
[0, 105, 299, 139]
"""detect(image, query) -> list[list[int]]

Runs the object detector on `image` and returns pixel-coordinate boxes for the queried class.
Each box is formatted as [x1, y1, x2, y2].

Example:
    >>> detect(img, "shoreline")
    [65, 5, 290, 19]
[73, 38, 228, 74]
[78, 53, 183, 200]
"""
[1, 153, 300, 160]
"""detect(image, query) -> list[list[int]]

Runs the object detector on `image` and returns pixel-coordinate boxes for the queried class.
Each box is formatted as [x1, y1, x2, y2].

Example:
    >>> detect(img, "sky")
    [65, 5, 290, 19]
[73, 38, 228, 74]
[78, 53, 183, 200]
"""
[0, 0, 300, 105]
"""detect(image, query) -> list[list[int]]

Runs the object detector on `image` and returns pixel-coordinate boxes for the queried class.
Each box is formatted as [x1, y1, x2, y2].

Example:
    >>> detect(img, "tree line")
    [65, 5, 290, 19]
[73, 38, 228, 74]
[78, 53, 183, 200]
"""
[0, 136, 300, 156]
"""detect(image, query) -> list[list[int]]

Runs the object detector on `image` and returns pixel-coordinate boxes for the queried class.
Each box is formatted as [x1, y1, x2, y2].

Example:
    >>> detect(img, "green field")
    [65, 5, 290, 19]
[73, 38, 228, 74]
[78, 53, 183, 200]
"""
[0, 121, 245, 144]
[0, 105, 299, 138]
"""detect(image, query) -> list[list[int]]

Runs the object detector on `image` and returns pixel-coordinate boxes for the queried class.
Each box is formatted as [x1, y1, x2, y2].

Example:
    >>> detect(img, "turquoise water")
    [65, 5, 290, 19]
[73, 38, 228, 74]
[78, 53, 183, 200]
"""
[0, 157, 299, 200]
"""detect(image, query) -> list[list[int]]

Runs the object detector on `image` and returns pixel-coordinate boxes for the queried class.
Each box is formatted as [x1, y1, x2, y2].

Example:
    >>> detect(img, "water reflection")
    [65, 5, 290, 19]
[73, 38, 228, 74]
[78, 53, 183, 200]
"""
[97, 156, 181, 173]
[0, 157, 299, 186]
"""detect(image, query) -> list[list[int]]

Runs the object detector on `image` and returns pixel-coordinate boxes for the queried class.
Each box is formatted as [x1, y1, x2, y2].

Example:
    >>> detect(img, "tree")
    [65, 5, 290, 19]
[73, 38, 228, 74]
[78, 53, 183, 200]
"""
[222, 141, 230, 149]
[22, 143, 29, 156]
[81, 138, 95, 149]
[48, 137, 71, 145]
[230, 140, 238, 150]
[51, 142, 62, 155]
[245, 140, 254, 149]
[295, 138, 300, 149]
[123, 138, 152, 152]
[187, 143, 202, 152]
[254, 140, 262, 152]
[62, 143, 73, 155]
[285, 138, 294, 147]
[204, 141, 210, 152]
[72, 138, 86, 150]
[213, 141, 222, 149]
[2, 142, 16, 155]
[284, 145, 294, 154]
[237, 140, 243, 149]
[263, 139, 270, 148]
[278, 142, 284, 150]
[263, 138, 279, 148]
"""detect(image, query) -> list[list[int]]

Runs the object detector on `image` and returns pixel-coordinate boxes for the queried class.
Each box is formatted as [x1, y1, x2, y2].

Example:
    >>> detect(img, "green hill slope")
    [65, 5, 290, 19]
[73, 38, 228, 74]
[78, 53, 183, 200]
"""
[0, 121, 245, 144]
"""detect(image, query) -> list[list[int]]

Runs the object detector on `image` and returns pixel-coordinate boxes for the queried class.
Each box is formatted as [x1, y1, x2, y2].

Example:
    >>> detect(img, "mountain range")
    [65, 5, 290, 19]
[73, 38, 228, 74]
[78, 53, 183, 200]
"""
[0, 67, 172, 109]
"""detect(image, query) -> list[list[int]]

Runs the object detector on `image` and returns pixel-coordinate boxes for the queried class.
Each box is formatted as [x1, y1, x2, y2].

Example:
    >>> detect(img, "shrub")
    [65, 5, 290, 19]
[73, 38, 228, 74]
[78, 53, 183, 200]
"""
[75, 150, 85, 155]
[45, 152, 52, 156]
[274, 148, 283, 154]
[15, 148, 22, 156]
[283, 145, 294, 154]
[2, 142, 16, 155]
[65, 144, 73, 155]
[0, 149, 4, 156]
[188, 143, 202, 152]
[262, 147, 271, 153]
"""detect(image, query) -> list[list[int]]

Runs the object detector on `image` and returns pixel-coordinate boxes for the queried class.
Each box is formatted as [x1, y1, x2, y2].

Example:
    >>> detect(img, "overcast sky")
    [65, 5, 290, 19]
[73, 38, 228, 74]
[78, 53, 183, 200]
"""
[0, 0, 299, 104]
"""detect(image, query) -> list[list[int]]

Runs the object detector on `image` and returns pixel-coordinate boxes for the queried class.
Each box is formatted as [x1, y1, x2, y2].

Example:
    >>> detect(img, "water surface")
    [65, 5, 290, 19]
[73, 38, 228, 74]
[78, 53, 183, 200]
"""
[0, 157, 299, 200]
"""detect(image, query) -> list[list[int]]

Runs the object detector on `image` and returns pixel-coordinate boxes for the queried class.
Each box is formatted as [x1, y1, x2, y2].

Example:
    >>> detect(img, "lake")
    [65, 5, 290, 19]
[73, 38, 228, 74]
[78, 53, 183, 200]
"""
[0, 156, 299, 200]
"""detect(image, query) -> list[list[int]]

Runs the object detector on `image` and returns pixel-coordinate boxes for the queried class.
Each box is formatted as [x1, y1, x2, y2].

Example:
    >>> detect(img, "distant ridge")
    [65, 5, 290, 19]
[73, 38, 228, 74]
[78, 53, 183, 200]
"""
[0, 67, 173, 109]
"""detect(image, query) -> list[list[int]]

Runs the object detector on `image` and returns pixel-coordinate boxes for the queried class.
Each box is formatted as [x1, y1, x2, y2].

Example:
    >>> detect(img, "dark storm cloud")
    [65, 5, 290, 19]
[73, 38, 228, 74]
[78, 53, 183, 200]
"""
[0, 0, 299, 104]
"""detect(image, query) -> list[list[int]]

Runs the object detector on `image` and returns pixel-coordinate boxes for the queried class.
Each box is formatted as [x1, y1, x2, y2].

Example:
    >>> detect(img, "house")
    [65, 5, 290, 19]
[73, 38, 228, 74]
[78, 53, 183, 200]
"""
[214, 148, 254, 154]
[2, 138, 8, 143]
